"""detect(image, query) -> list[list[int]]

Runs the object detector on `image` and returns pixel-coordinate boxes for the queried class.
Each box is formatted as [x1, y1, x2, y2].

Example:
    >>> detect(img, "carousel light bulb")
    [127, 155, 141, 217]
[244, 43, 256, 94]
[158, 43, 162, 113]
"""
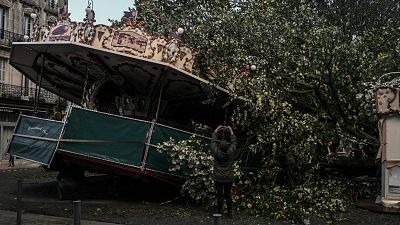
[250, 65, 257, 71]
[177, 27, 184, 35]
[23, 35, 29, 41]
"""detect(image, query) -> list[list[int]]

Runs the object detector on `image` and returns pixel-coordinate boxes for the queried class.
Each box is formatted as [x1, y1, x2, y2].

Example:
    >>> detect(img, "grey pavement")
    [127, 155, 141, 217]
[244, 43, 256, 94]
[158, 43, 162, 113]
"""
[0, 158, 40, 170]
[0, 209, 120, 225]
[0, 159, 122, 225]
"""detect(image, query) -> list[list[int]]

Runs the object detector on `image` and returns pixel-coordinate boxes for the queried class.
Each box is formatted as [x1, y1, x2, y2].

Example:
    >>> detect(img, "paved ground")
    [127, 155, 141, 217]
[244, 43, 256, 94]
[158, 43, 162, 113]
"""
[0, 159, 282, 225]
[0, 158, 39, 169]
[0, 159, 121, 225]
[0, 159, 118, 224]
[0, 159, 399, 225]
[0, 209, 119, 225]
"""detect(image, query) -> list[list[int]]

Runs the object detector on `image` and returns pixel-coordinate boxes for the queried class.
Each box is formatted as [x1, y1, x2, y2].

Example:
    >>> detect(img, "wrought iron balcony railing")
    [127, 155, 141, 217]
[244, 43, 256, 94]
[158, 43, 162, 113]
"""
[19, 0, 39, 7]
[45, 2, 59, 15]
[0, 29, 25, 48]
[0, 83, 60, 104]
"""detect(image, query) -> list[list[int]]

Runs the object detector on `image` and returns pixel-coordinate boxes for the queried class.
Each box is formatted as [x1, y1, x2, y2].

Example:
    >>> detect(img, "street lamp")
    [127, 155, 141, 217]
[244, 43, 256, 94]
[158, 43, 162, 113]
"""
[30, 12, 37, 20]
[30, 6, 40, 21]
[28, 7, 40, 41]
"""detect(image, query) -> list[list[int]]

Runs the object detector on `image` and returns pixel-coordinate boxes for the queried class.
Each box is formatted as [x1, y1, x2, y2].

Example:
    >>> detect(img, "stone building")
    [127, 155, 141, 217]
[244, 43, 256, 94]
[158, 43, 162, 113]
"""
[0, 0, 67, 159]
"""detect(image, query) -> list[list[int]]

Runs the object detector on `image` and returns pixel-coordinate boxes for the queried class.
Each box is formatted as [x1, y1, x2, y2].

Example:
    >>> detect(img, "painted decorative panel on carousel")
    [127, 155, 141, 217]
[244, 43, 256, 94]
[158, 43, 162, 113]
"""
[33, 20, 196, 73]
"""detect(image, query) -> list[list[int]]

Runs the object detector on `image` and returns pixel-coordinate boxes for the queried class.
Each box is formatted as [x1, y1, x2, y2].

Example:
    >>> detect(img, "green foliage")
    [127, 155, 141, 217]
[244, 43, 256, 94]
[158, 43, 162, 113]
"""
[158, 133, 377, 224]
[136, 0, 400, 154]
[234, 177, 378, 224]
[133, 0, 398, 223]
[158, 134, 243, 204]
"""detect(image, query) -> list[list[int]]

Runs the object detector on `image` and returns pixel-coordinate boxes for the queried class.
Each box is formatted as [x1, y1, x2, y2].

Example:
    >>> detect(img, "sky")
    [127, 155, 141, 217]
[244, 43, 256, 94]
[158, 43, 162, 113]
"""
[68, 0, 134, 25]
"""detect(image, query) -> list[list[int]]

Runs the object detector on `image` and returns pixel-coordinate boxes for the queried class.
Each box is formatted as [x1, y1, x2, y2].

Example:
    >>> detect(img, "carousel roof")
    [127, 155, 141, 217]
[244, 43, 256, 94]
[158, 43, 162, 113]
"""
[10, 41, 229, 105]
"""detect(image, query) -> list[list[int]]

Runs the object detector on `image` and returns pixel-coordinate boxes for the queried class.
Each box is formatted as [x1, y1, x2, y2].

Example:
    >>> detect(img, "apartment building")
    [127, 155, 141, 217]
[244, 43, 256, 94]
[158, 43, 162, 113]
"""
[0, 0, 67, 159]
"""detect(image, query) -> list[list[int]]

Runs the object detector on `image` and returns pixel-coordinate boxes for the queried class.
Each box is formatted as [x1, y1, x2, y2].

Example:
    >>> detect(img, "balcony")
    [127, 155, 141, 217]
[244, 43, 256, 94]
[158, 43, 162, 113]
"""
[19, 0, 39, 7]
[0, 29, 25, 48]
[45, 2, 59, 16]
[0, 83, 61, 104]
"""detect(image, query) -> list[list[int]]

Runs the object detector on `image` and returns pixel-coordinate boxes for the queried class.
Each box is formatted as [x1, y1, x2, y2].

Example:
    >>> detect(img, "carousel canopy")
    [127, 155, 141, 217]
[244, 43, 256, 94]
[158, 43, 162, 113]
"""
[11, 41, 229, 104]
[10, 41, 232, 128]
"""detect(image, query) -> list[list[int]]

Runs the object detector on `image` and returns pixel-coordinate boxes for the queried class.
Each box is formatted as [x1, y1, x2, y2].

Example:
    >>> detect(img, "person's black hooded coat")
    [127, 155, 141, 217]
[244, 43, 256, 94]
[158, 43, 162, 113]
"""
[211, 132, 237, 183]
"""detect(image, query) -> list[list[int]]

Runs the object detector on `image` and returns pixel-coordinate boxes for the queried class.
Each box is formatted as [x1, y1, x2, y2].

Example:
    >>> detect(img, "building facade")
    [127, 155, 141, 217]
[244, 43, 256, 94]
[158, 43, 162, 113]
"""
[0, 0, 67, 159]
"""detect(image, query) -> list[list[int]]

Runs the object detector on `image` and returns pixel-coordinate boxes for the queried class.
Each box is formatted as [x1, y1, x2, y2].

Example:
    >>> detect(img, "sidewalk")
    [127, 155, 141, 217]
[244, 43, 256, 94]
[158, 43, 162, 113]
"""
[0, 158, 40, 170]
[0, 209, 120, 225]
[0, 160, 125, 224]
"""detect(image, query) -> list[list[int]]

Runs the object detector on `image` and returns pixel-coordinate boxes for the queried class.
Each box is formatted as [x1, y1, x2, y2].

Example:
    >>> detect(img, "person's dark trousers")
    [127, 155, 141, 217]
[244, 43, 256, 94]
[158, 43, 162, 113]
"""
[215, 181, 233, 214]
[8, 156, 14, 167]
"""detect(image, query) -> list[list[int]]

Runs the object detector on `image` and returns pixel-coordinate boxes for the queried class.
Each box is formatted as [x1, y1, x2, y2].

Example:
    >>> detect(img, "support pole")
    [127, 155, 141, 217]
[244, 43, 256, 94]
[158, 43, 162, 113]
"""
[17, 179, 22, 225]
[81, 64, 89, 106]
[34, 55, 45, 115]
[73, 200, 81, 225]
[141, 68, 167, 170]
[213, 213, 221, 225]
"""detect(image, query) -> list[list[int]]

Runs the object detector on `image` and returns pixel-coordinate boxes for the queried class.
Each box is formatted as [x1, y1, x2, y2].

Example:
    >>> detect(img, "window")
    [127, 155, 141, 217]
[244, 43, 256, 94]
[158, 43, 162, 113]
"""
[48, 0, 56, 9]
[0, 6, 6, 39]
[0, 58, 6, 83]
[23, 15, 31, 37]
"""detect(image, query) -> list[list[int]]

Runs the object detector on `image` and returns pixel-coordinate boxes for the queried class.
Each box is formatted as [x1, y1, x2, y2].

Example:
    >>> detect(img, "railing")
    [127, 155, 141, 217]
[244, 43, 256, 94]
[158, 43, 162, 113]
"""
[19, 0, 39, 7]
[0, 29, 25, 48]
[0, 83, 60, 104]
[45, 2, 59, 15]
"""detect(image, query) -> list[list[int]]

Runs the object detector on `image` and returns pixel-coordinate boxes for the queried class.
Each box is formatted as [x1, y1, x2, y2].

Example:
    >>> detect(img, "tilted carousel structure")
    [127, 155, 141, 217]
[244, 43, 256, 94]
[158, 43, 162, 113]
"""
[7, 8, 234, 199]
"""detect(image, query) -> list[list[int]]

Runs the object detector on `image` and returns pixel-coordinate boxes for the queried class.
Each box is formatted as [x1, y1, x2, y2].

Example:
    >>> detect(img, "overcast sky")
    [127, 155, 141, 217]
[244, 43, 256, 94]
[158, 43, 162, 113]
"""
[68, 0, 134, 25]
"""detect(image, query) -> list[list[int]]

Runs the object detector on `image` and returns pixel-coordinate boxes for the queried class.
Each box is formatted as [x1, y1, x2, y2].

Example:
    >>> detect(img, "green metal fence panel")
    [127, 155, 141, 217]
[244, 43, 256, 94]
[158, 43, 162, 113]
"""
[59, 108, 150, 166]
[7, 116, 63, 165]
[146, 124, 191, 174]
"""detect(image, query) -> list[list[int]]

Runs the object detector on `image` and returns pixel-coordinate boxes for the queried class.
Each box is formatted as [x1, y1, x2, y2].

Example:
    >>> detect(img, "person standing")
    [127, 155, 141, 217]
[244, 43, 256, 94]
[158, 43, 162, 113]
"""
[211, 125, 237, 218]
[8, 154, 15, 167]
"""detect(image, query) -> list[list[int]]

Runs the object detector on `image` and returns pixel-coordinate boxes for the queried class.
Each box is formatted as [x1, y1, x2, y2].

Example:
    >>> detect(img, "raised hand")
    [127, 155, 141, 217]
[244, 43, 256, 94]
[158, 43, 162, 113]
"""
[214, 125, 225, 133]
[226, 126, 234, 135]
